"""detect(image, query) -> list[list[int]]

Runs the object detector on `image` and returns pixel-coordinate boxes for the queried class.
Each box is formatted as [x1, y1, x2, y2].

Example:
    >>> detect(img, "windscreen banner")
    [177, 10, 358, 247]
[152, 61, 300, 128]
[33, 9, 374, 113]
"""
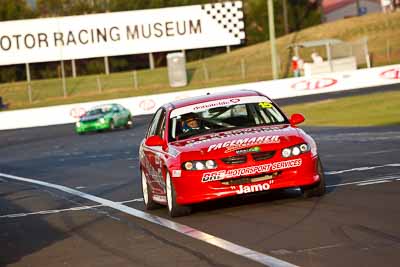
[0, 1, 245, 66]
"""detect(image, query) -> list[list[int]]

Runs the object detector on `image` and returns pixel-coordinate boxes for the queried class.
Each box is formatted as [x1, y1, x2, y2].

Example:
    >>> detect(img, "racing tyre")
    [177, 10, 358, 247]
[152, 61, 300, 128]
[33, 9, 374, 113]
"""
[141, 170, 161, 210]
[166, 172, 191, 217]
[109, 120, 115, 131]
[301, 158, 326, 198]
[125, 116, 133, 129]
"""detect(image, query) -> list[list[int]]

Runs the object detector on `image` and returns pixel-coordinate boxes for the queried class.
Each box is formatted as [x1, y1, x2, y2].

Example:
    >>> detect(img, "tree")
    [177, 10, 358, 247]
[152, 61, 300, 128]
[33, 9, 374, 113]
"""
[0, 0, 34, 21]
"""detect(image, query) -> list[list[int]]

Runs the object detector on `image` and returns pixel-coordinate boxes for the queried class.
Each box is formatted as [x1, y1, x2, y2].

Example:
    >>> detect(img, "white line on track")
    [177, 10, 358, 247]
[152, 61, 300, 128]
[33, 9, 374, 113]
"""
[325, 163, 400, 175]
[363, 149, 400, 155]
[326, 175, 400, 188]
[0, 198, 143, 219]
[357, 180, 391, 186]
[0, 172, 298, 267]
[8, 175, 399, 218]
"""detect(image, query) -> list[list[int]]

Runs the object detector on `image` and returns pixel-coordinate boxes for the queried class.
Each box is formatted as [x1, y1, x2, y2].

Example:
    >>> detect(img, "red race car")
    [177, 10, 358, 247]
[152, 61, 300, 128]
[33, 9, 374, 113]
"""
[139, 90, 325, 217]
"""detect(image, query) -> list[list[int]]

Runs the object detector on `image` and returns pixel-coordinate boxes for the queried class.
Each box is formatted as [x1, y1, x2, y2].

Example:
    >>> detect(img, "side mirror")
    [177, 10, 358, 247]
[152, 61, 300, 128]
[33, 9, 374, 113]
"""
[290, 113, 305, 126]
[145, 135, 166, 147]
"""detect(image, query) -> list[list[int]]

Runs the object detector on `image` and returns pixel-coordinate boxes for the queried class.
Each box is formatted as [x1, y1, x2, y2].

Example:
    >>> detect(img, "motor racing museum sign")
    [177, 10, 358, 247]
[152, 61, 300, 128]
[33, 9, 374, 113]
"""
[0, 1, 245, 66]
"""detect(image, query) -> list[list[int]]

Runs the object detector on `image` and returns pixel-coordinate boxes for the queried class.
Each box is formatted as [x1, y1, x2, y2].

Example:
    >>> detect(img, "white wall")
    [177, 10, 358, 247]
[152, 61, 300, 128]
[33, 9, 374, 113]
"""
[0, 64, 399, 130]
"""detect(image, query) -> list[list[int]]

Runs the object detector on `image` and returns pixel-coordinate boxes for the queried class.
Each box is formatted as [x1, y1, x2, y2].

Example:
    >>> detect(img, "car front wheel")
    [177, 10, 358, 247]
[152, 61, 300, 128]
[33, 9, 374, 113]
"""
[109, 120, 115, 131]
[166, 172, 191, 217]
[125, 116, 133, 129]
[301, 158, 326, 198]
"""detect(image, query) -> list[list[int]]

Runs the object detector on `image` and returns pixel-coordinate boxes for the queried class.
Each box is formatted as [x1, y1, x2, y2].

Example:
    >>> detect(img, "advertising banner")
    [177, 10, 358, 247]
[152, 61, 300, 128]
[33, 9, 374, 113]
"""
[0, 1, 245, 66]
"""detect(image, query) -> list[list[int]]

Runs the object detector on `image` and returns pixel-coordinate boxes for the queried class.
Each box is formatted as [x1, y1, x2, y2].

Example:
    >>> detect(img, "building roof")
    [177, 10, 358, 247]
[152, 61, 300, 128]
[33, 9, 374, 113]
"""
[322, 0, 380, 14]
[288, 39, 343, 49]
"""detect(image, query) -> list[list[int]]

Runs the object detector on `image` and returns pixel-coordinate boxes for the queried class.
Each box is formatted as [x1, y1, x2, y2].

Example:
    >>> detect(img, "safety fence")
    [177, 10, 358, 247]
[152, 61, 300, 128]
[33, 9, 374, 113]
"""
[0, 35, 399, 111]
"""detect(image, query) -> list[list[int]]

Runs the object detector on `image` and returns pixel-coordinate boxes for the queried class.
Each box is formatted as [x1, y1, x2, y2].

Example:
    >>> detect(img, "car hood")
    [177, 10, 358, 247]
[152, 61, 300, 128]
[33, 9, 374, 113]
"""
[169, 125, 304, 156]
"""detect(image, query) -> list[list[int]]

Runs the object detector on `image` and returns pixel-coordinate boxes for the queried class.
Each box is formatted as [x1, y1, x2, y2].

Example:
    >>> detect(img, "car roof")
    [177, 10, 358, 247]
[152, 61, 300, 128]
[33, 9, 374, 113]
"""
[90, 103, 118, 110]
[166, 90, 265, 109]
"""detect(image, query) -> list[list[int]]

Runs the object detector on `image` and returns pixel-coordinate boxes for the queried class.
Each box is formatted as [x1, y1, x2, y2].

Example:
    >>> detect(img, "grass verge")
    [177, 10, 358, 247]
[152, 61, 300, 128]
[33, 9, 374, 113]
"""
[282, 90, 400, 126]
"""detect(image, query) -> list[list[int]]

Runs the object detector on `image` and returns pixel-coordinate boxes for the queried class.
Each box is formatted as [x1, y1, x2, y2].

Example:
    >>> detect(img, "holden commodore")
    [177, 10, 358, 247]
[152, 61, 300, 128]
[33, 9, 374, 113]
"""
[75, 103, 132, 134]
[139, 90, 325, 217]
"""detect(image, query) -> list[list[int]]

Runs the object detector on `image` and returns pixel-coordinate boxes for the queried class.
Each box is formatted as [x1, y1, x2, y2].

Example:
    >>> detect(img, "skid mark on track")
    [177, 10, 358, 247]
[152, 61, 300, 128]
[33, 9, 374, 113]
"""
[270, 243, 346, 256]
[351, 224, 400, 244]
[0, 172, 299, 267]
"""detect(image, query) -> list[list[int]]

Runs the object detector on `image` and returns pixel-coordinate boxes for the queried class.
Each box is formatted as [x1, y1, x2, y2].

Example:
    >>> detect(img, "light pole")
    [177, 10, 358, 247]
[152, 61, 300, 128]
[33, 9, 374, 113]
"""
[282, 0, 289, 34]
[268, 0, 279, 80]
[356, 0, 360, 15]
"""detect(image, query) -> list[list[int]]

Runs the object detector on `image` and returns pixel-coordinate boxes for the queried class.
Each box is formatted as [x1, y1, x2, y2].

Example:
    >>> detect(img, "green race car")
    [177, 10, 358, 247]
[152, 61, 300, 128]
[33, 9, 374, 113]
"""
[75, 103, 133, 134]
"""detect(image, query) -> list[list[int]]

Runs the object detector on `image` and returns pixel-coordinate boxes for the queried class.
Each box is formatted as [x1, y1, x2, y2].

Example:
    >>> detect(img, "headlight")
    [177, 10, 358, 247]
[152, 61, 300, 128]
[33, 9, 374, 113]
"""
[184, 162, 193, 170]
[76, 122, 81, 127]
[292, 146, 301, 156]
[98, 118, 105, 124]
[282, 148, 291, 158]
[183, 160, 217, 171]
[205, 160, 216, 169]
[300, 143, 309, 152]
[281, 143, 310, 158]
[195, 162, 205, 170]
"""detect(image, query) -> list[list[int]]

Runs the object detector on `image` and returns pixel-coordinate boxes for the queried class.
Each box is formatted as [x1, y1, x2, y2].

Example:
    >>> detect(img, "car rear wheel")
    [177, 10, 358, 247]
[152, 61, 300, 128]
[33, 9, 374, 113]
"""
[301, 158, 326, 198]
[141, 170, 160, 210]
[166, 172, 191, 217]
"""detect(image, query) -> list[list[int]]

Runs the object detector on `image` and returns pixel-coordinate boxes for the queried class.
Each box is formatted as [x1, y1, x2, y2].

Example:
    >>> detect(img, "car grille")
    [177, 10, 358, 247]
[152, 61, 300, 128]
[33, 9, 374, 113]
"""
[221, 155, 247, 165]
[251, 151, 275, 161]
[221, 172, 280, 186]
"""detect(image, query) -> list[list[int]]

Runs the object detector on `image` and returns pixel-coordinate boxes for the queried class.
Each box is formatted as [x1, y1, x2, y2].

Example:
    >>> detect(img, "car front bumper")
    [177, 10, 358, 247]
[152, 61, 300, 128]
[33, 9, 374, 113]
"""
[75, 121, 109, 133]
[172, 155, 320, 205]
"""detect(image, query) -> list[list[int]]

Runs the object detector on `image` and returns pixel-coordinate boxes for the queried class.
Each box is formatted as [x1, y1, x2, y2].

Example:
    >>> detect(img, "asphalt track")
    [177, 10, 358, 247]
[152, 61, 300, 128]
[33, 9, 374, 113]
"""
[1, 89, 400, 267]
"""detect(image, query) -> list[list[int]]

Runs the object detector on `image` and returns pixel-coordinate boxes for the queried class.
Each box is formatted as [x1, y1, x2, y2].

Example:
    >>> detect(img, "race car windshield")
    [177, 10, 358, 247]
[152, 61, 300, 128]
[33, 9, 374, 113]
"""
[86, 108, 105, 116]
[86, 105, 111, 115]
[169, 101, 287, 141]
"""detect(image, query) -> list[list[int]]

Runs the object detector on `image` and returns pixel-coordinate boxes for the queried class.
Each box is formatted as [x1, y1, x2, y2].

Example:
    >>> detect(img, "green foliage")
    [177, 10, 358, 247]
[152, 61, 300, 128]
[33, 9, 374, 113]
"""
[86, 59, 106, 74]
[0, 66, 17, 82]
[282, 90, 400, 126]
[0, 0, 34, 21]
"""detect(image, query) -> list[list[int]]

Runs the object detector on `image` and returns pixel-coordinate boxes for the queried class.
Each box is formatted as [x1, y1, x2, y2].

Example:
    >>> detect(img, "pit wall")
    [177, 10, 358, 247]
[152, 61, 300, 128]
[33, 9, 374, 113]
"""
[0, 64, 399, 130]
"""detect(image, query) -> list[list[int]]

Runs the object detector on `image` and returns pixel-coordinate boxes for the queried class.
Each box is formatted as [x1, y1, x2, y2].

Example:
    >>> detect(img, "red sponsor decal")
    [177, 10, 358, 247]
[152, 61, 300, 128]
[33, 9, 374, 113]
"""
[236, 182, 273, 195]
[380, 68, 400, 80]
[291, 78, 337, 90]
[70, 107, 86, 118]
[139, 99, 156, 111]
[207, 135, 280, 153]
[201, 159, 302, 182]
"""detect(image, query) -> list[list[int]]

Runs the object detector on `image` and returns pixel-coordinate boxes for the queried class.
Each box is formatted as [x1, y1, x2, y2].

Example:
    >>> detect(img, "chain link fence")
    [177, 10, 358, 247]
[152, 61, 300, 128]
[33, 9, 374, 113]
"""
[0, 35, 399, 110]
